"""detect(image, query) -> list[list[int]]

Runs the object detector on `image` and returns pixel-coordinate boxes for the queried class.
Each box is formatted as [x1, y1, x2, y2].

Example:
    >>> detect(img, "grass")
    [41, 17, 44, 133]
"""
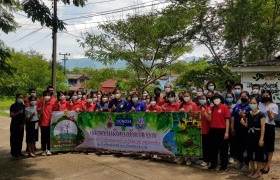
[0, 98, 14, 117]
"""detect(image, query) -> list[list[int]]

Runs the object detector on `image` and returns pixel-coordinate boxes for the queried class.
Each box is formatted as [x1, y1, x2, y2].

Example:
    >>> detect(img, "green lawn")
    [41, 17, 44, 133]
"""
[0, 98, 14, 117]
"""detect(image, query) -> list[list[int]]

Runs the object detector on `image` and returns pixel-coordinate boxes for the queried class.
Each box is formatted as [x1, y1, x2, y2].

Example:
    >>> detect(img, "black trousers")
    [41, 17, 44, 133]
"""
[202, 134, 210, 162]
[209, 128, 228, 168]
[41, 126, 50, 151]
[10, 123, 24, 157]
[232, 126, 248, 164]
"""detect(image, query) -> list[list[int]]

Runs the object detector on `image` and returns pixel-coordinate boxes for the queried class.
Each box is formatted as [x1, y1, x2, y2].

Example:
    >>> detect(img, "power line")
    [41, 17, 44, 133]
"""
[58, 0, 117, 7]
[9, 27, 45, 46]
[62, 1, 168, 21]
[26, 33, 52, 48]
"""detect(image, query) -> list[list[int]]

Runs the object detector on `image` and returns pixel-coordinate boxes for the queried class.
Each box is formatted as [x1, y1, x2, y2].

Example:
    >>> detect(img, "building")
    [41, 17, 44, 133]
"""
[67, 74, 89, 91]
[100, 79, 118, 92]
[231, 59, 280, 104]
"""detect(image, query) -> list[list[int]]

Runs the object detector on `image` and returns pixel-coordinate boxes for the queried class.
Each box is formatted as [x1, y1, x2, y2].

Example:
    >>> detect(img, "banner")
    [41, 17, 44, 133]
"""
[50, 111, 202, 157]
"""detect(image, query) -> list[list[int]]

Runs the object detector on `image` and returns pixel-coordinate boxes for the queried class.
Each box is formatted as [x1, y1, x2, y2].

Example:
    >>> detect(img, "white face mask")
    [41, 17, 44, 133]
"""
[30, 92, 36, 97]
[102, 98, 108, 102]
[78, 95, 82, 99]
[168, 97, 175, 103]
[115, 94, 120, 99]
[72, 96, 78, 100]
[44, 96, 51, 101]
[17, 98, 23, 104]
[59, 95, 65, 100]
[97, 95, 102, 98]
[87, 99, 93, 103]
[143, 93, 148, 97]
[252, 89, 259, 95]
[184, 97, 191, 102]
[214, 99, 221, 105]
[197, 92, 203, 96]
[150, 101, 156, 106]
[165, 88, 171, 93]
[93, 97, 98, 102]
[132, 97, 138, 103]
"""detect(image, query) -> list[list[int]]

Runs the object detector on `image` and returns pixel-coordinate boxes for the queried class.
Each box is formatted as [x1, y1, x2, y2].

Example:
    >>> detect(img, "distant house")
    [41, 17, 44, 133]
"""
[100, 79, 118, 92]
[67, 74, 89, 91]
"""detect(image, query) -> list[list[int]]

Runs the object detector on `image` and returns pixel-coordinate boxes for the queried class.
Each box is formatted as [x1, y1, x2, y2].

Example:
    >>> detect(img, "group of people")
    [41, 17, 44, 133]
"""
[9, 80, 278, 178]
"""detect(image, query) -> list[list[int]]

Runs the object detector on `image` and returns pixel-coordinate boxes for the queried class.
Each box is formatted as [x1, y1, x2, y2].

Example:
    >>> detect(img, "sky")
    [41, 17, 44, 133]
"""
[0, 0, 222, 61]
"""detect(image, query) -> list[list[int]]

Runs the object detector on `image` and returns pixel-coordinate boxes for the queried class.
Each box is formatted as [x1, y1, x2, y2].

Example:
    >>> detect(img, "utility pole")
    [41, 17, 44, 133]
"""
[52, 0, 58, 91]
[59, 53, 70, 75]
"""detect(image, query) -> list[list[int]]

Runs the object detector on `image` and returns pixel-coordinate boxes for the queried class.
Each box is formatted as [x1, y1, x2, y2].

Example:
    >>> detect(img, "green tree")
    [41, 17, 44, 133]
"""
[80, 8, 197, 91]
[0, 51, 67, 97]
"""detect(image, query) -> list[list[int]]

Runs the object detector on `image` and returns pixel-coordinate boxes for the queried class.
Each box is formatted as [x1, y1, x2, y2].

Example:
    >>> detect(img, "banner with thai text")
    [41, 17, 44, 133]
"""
[50, 111, 202, 157]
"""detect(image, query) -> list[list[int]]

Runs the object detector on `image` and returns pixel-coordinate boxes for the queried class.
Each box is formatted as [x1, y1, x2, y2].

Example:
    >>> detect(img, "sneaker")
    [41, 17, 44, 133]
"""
[46, 150, 52, 156]
[200, 161, 208, 167]
[229, 158, 234, 164]
[186, 158, 192, 166]
[41, 151, 47, 156]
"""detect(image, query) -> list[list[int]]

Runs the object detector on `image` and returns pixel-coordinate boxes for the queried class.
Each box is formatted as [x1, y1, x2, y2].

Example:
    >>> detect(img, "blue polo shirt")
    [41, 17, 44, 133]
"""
[232, 103, 251, 128]
[108, 99, 127, 112]
[126, 101, 146, 112]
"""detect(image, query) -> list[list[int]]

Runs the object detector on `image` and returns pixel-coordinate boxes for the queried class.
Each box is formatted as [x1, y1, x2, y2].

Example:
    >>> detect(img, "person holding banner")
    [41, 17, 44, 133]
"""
[37, 90, 53, 156]
[208, 94, 230, 172]
[179, 91, 198, 112]
[146, 96, 162, 112]
[162, 91, 180, 112]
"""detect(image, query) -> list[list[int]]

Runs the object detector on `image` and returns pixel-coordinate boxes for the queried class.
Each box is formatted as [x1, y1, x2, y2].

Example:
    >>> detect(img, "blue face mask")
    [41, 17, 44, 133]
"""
[234, 89, 241, 96]
[199, 99, 207, 105]
[249, 104, 258, 110]
[208, 86, 215, 92]
[226, 98, 233, 103]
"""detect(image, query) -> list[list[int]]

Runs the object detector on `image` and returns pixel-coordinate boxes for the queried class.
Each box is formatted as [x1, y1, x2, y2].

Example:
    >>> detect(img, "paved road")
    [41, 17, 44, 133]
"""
[0, 116, 279, 180]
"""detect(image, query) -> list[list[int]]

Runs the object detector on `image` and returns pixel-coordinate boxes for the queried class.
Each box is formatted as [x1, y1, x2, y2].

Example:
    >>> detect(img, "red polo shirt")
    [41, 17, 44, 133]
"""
[163, 102, 180, 112]
[146, 105, 162, 112]
[198, 105, 211, 134]
[84, 102, 96, 111]
[181, 101, 198, 111]
[53, 100, 69, 111]
[210, 104, 230, 129]
[37, 99, 54, 127]
[157, 98, 166, 106]
[69, 100, 83, 111]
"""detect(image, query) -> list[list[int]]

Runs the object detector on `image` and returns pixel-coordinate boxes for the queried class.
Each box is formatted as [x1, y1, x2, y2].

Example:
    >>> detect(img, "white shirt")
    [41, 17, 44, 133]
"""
[259, 103, 279, 125]
[25, 106, 39, 122]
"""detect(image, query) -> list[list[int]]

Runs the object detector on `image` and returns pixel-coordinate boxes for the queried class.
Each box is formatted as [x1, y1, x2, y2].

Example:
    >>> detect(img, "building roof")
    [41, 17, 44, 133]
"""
[231, 59, 280, 73]
[232, 59, 280, 67]
[100, 79, 118, 88]
[69, 83, 87, 91]
[67, 74, 89, 80]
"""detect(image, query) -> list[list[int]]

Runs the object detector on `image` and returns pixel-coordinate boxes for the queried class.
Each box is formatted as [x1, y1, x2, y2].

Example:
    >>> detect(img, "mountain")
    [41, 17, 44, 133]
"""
[64, 56, 200, 70]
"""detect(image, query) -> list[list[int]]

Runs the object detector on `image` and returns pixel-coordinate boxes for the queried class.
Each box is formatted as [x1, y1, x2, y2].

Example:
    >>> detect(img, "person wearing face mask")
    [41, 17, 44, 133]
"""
[258, 90, 278, 174]
[197, 95, 212, 167]
[126, 92, 146, 112]
[240, 98, 266, 179]
[154, 87, 165, 106]
[69, 92, 83, 111]
[24, 88, 37, 107]
[192, 87, 204, 106]
[10, 93, 25, 159]
[162, 91, 180, 112]
[37, 91, 54, 156]
[250, 84, 262, 103]
[162, 83, 172, 103]
[233, 83, 243, 104]
[208, 94, 230, 172]
[25, 96, 39, 157]
[231, 91, 251, 171]
[53, 91, 68, 111]
[146, 96, 162, 112]
[96, 94, 110, 112]
[83, 94, 97, 111]
[77, 91, 83, 100]
[179, 91, 198, 112]
[108, 89, 127, 112]
[206, 81, 216, 93]
[221, 80, 235, 100]
[46, 86, 56, 105]
[206, 91, 214, 107]
[96, 91, 103, 102]
[65, 91, 71, 101]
